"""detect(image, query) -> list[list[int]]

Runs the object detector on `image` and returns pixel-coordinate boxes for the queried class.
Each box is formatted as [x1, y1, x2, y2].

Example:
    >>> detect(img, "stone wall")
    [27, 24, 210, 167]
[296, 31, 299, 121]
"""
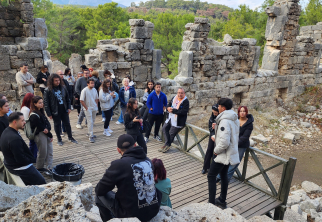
[0, 1, 52, 110]
[83, 19, 162, 100]
[174, 0, 322, 119]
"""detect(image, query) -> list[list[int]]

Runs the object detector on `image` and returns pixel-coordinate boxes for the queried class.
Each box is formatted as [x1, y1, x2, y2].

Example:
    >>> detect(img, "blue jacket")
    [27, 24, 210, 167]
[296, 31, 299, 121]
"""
[146, 91, 167, 115]
[119, 86, 136, 108]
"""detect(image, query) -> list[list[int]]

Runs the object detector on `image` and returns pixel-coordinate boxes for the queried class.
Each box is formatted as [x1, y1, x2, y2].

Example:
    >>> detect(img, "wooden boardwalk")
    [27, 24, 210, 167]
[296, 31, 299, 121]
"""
[39, 111, 281, 219]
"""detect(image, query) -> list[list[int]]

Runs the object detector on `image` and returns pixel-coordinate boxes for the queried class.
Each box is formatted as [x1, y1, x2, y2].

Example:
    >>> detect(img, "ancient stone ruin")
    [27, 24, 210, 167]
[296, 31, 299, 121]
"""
[0, 0, 51, 109]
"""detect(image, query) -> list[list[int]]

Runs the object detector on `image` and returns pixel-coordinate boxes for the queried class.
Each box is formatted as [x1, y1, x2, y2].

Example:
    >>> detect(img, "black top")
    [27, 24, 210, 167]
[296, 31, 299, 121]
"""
[29, 111, 53, 138]
[95, 146, 161, 221]
[0, 115, 9, 139]
[36, 71, 50, 87]
[238, 114, 254, 148]
[208, 113, 217, 136]
[62, 78, 72, 98]
[44, 85, 71, 117]
[0, 127, 35, 170]
[124, 109, 142, 136]
[166, 97, 189, 127]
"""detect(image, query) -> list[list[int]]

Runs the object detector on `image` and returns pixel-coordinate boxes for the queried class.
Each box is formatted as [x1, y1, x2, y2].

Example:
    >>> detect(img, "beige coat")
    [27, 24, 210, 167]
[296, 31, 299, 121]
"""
[15, 71, 36, 96]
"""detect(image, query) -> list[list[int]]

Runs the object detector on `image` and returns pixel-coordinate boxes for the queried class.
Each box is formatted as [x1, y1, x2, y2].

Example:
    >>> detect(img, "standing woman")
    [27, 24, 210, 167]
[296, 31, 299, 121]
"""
[99, 79, 115, 137]
[117, 78, 136, 124]
[124, 98, 147, 153]
[202, 104, 219, 174]
[64, 68, 75, 110]
[36, 65, 50, 96]
[152, 158, 172, 208]
[217, 105, 254, 182]
[0, 99, 10, 138]
[29, 96, 53, 174]
[140, 80, 154, 121]
[20, 93, 38, 158]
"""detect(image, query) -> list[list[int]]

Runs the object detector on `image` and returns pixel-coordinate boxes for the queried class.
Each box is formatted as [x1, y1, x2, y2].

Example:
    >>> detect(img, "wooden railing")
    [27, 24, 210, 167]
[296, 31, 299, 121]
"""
[170, 123, 296, 220]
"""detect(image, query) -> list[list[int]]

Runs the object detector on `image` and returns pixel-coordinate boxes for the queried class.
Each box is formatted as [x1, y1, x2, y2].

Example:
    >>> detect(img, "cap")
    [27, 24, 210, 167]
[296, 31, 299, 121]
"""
[117, 134, 135, 149]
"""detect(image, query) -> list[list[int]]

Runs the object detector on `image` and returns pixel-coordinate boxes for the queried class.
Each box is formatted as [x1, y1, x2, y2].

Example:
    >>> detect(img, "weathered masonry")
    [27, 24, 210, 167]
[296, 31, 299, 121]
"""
[175, 0, 322, 117]
[0, 1, 52, 109]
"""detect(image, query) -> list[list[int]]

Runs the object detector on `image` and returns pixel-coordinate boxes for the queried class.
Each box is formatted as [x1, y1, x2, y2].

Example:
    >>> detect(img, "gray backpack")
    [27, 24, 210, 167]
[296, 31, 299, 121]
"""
[24, 112, 39, 140]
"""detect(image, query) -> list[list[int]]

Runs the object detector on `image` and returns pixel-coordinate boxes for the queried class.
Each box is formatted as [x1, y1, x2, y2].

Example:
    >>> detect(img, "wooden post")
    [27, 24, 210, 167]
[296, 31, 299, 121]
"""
[274, 157, 297, 220]
[183, 126, 188, 151]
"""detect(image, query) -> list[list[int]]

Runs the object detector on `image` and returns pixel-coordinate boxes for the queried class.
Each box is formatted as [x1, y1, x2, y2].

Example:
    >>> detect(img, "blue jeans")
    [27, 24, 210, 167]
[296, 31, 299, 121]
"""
[118, 110, 124, 123]
[217, 148, 247, 181]
[29, 140, 38, 160]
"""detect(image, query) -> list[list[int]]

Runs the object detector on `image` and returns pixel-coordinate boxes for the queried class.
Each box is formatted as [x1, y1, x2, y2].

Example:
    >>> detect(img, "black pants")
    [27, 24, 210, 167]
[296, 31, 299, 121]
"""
[7, 165, 46, 185]
[70, 85, 74, 105]
[130, 133, 147, 154]
[52, 111, 73, 141]
[145, 113, 163, 138]
[103, 109, 112, 129]
[208, 160, 230, 204]
[162, 121, 182, 146]
[203, 136, 215, 170]
[95, 191, 116, 222]
[139, 105, 149, 121]
[40, 87, 45, 96]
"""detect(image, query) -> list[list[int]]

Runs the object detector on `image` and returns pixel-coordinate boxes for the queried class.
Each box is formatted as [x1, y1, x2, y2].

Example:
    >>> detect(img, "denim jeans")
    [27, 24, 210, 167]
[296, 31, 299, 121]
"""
[95, 191, 116, 222]
[217, 148, 247, 181]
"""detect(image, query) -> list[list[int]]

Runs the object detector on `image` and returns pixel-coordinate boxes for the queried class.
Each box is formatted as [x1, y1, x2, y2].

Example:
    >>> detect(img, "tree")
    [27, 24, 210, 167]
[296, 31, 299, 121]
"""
[131, 2, 136, 7]
[303, 0, 322, 25]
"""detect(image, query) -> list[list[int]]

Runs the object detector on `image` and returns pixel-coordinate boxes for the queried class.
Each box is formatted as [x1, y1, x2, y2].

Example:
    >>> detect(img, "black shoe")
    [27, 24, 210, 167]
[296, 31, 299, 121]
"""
[215, 197, 227, 209]
[69, 137, 78, 144]
[44, 168, 53, 176]
[201, 169, 208, 174]
[57, 140, 63, 146]
[37, 168, 47, 172]
[216, 178, 221, 183]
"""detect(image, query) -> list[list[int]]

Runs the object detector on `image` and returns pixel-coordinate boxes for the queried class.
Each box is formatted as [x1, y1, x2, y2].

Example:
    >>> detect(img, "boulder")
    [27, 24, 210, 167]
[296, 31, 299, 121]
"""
[86, 206, 103, 222]
[69, 53, 82, 75]
[18, 37, 48, 51]
[34, 18, 47, 38]
[75, 183, 94, 211]
[283, 133, 296, 144]
[291, 204, 303, 214]
[302, 181, 322, 194]
[0, 182, 92, 221]
[288, 131, 303, 140]
[251, 134, 268, 144]
[224, 34, 233, 45]
[284, 208, 306, 222]
[52, 60, 67, 74]
[0, 181, 45, 212]
[299, 199, 320, 213]
[300, 122, 312, 128]
[247, 215, 274, 221]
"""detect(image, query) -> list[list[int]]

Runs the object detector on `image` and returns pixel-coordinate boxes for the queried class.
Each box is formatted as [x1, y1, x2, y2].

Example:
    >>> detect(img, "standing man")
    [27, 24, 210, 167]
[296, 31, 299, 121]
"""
[0, 112, 46, 185]
[44, 74, 78, 146]
[144, 82, 167, 143]
[207, 98, 240, 209]
[160, 88, 189, 153]
[75, 69, 90, 129]
[80, 78, 99, 143]
[16, 63, 36, 103]
[58, 70, 72, 136]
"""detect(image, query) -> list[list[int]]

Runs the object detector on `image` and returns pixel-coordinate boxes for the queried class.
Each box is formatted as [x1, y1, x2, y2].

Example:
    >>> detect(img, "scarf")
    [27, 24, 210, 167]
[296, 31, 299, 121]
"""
[125, 86, 130, 91]
[166, 95, 187, 127]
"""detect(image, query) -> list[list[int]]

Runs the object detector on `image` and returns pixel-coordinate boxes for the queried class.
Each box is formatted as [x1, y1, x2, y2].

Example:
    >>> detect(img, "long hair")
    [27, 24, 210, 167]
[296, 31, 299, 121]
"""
[47, 73, 63, 90]
[41, 65, 48, 73]
[238, 106, 248, 118]
[126, 98, 139, 119]
[30, 96, 45, 116]
[100, 79, 113, 93]
[146, 79, 155, 93]
[64, 68, 71, 76]
[21, 93, 34, 109]
[152, 158, 167, 183]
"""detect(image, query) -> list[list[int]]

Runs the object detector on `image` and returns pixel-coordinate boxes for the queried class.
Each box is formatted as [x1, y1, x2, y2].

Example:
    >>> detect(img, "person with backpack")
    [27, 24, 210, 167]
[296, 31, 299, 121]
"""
[99, 79, 115, 137]
[0, 112, 46, 185]
[91, 71, 102, 115]
[29, 96, 53, 175]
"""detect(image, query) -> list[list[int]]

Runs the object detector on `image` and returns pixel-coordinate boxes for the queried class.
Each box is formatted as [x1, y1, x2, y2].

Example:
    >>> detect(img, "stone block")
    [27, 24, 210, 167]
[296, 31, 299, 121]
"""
[19, 37, 47, 51]
[252, 46, 261, 72]
[0, 46, 11, 71]
[283, 133, 296, 144]
[131, 50, 140, 61]
[265, 6, 281, 16]
[178, 51, 193, 78]
[190, 23, 210, 32]
[85, 54, 100, 68]
[182, 41, 200, 51]
[102, 62, 117, 70]
[21, 2, 33, 11]
[213, 46, 227, 55]
[242, 38, 257, 46]
[16, 50, 42, 59]
[130, 26, 147, 39]
[174, 76, 193, 86]
[129, 19, 145, 26]
[133, 66, 147, 81]
[312, 25, 322, 31]
[0, 37, 15, 45]
[34, 18, 47, 38]
[10, 56, 34, 69]
[69, 53, 82, 75]
[21, 10, 34, 23]
[194, 17, 209, 24]
[125, 42, 141, 50]
[301, 26, 312, 33]
[51, 60, 67, 74]
[0, 83, 11, 91]
[144, 39, 154, 51]
[251, 134, 268, 144]
[34, 58, 43, 68]
[261, 46, 281, 71]
[96, 44, 119, 52]
[224, 34, 233, 45]
[152, 49, 161, 79]
[226, 45, 239, 55]
[23, 23, 35, 37]
[0, 19, 5, 27]
[2, 45, 17, 56]
[230, 86, 249, 94]
[144, 21, 154, 29]
[117, 62, 131, 69]
[302, 181, 322, 194]
[265, 16, 287, 41]
[97, 39, 113, 45]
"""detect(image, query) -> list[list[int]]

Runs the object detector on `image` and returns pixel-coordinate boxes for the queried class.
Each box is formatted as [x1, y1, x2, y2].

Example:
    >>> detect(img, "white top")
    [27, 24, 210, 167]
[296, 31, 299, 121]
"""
[64, 75, 75, 86]
[80, 87, 99, 111]
[20, 106, 30, 120]
[124, 90, 130, 103]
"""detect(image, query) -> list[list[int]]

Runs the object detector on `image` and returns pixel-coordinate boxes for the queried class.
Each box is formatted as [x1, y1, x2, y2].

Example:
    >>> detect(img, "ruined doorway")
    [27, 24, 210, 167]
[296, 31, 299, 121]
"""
[276, 88, 288, 104]
[233, 93, 243, 106]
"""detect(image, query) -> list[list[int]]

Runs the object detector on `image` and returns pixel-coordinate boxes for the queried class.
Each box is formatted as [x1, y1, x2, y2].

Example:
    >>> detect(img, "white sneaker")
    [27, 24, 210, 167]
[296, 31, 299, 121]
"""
[144, 137, 149, 143]
[105, 131, 111, 137]
[103, 129, 107, 135]
[107, 127, 113, 133]
[76, 124, 82, 129]
[71, 105, 74, 110]
[102, 118, 106, 122]
[116, 121, 122, 125]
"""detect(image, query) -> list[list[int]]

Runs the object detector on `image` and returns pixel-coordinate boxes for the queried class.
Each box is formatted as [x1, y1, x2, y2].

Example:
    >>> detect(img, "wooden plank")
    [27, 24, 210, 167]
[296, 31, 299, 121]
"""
[243, 199, 281, 219]
[247, 200, 282, 219]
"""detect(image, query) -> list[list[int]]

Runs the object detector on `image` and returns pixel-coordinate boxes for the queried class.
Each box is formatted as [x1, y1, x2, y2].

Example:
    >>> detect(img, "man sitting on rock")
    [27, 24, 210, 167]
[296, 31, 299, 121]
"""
[95, 134, 161, 221]
[0, 112, 46, 185]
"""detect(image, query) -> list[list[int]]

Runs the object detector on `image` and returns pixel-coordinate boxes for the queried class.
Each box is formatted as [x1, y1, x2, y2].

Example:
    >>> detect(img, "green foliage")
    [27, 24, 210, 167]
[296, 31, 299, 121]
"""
[302, 0, 322, 26]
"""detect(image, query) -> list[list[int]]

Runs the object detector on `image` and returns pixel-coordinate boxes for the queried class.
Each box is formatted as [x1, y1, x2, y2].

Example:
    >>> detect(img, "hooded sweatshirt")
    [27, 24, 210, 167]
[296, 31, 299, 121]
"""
[95, 146, 161, 221]
[214, 110, 240, 166]
[238, 114, 254, 148]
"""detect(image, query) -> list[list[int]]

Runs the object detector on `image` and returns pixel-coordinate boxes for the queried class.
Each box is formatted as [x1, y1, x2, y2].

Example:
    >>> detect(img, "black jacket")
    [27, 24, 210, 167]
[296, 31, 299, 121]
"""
[112, 79, 119, 94]
[62, 78, 72, 98]
[36, 72, 50, 87]
[124, 109, 142, 136]
[166, 97, 189, 127]
[44, 85, 71, 117]
[95, 146, 161, 221]
[208, 113, 217, 136]
[29, 111, 53, 138]
[0, 115, 9, 139]
[0, 127, 35, 170]
[238, 114, 254, 148]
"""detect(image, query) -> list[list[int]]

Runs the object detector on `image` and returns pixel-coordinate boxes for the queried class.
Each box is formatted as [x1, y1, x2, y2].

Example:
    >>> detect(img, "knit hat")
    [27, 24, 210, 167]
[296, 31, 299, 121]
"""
[212, 104, 219, 112]
[117, 134, 135, 150]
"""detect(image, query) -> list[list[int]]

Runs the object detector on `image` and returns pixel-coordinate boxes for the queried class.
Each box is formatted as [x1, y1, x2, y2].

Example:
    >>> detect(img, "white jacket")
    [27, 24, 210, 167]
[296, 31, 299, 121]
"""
[99, 89, 114, 111]
[213, 110, 240, 165]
